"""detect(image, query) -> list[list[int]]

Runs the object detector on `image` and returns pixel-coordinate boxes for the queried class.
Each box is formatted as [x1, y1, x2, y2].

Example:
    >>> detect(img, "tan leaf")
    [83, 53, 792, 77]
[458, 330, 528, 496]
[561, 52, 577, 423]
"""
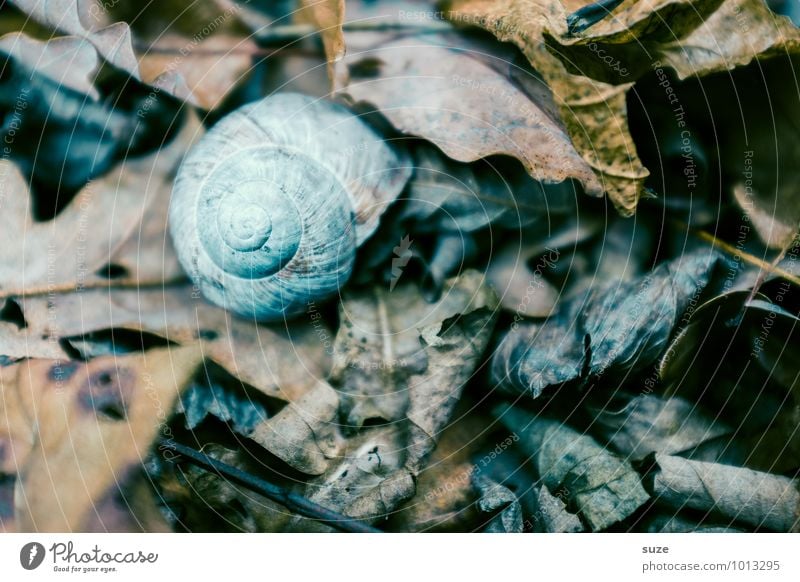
[338, 34, 603, 195]
[444, 0, 648, 214]
[250, 381, 343, 475]
[9, 346, 202, 531]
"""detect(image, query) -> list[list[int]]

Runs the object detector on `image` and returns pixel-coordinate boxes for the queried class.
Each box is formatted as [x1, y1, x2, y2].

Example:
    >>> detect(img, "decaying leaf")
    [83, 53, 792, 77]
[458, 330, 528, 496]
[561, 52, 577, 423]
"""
[493, 251, 719, 398]
[4, 346, 202, 531]
[332, 269, 497, 430]
[0, 113, 199, 297]
[503, 407, 649, 531]
[250, 381, 342, 475]
[530, 485, 584, 533]
[645, 454, 800, 531]
[473, 473, 523, 532]
[445, 0, 800, 215]
[286, 425, 417, 531]
[0, 31, 99, 98]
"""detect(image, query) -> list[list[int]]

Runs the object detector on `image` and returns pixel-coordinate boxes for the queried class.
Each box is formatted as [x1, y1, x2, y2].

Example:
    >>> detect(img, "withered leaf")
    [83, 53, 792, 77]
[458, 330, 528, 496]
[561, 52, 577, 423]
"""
[446, 0, 800, 215]
[645, 454, 800, 531]
[332, 269, 497, 431]
[493, 251, 719, 398]
[250, 381, 341, 475]
[502, 407, 649, 531]
[7, 346, 201, 531]
[286, 425, 417, 531]
[0, 32, 99, 98]
[0, 113, 199, 297]
[338, 34, 602, 195]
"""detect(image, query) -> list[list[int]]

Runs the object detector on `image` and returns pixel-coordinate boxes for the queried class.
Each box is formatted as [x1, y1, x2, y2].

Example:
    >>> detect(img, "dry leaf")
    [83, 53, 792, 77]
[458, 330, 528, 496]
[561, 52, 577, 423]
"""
[331, 270, 497, 430]
[0, 31, 99, 98]
[646, 454, 800, 531]
[446, 0, 800, 215]
[0, 113, 200, 297]
[9, 0, 258, 108]
[338, 34, 603, 195]
[6, 346, 202, 531]
[0, 285, 331, 402]
[503, 407, 649, 531]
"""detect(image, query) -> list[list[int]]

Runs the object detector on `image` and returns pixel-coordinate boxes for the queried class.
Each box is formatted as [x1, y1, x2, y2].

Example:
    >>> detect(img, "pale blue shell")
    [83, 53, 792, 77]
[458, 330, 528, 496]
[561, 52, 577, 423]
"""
[169, 94, 411, 321]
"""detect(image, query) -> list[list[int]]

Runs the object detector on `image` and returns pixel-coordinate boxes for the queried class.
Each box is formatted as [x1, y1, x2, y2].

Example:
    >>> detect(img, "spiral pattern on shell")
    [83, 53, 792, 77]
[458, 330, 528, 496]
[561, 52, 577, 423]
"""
[169, 93, 411, 321]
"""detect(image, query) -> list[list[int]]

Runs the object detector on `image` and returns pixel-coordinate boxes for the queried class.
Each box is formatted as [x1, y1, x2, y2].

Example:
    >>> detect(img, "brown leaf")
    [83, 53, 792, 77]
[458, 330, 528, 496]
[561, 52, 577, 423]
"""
[250, 381, 343, 475]
[447, 0, 800, 215]
[286, 425, 416, 531]
[0, 285, 331, 402]
[337, 34, 603, 195]
[444, 0, 646, 213]
[647, 454, 800, 531]
[8, 346, 201, 531]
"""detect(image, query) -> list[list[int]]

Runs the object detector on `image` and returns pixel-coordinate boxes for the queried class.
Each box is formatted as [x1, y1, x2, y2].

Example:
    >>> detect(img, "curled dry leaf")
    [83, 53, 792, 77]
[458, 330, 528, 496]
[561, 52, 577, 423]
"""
[337, 34, 603, 195]
[588, 394, 732, 461]
[286, 425, 417, 531]
[446, 0, 800, 215]
[645, 454, 800, 531]
[2, 346, 202, 531]
[493, 251, 719, 398]
[9, 0, 257, 108]
[531, 485, 584, 533]
[502, 407, 649, 531]
[444, 0, 645, 214]
[250, 381, 342, 475]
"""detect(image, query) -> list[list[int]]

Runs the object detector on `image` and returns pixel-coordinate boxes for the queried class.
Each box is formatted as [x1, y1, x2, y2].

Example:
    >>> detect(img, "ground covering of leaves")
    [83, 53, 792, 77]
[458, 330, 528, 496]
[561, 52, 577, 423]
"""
[0, 0, 799, 533]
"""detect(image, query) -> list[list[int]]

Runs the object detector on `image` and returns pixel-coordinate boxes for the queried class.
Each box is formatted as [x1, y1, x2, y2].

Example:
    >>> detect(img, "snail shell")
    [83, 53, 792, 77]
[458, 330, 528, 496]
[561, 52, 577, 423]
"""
[169, 93, 411, 321]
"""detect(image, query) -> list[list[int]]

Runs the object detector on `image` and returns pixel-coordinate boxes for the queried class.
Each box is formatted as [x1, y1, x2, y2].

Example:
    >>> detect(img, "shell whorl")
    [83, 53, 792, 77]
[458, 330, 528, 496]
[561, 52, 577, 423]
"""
[169, 93, 411, 321]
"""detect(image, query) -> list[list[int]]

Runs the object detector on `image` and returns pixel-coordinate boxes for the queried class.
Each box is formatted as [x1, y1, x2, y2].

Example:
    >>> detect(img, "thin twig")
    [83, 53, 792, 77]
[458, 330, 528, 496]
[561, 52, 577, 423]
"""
[161, 439, 382, 534]
[255, 20, 452, 43]
[691, 228, 800, 288]
[0, 277, 188, 300]
[745, 230, 800, 303]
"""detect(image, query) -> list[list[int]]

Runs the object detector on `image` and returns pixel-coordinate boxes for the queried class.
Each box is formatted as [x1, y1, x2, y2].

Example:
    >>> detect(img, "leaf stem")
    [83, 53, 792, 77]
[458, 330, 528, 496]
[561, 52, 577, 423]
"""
[161, 439, 382, 534]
